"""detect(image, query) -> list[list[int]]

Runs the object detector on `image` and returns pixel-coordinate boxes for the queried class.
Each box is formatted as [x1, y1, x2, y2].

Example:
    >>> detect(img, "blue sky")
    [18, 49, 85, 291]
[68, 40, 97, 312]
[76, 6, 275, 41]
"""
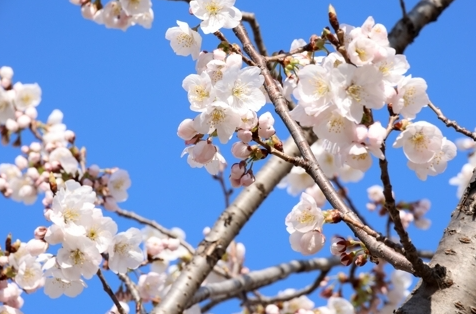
[1, 0, 475, 313]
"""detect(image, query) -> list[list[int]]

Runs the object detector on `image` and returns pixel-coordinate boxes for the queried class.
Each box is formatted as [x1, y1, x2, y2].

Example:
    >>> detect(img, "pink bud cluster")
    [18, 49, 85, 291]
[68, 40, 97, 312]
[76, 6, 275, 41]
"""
[70, 0, 153, 31]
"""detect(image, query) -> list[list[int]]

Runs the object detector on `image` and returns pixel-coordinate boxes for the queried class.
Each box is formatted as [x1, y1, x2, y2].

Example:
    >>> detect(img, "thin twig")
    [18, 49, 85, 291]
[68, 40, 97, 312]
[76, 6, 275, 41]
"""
[399, 0, 408, 17]
[378, 145, 435, 283]
[190, 256, 339, 306]
[233, 23, 413, 273]
[213, 30, 256, 66]
[97, 269, 125, 314]
[264, 43, 313, 62]
[242, 12, 268, 56]
[247, 269, 330, 306]
[114, 208, 195, 255]
[428, 101, 476, 141]
[212, 171, 232, 208]
[117, 273, 146, 314]
[253, 135, 303, 166]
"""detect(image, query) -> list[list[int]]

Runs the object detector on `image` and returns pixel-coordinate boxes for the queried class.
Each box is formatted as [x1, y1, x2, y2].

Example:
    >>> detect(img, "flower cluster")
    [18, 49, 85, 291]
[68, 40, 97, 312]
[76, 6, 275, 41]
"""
[265, 295, 354, 314]
[286, 17, 455, 181]
[70, 0, 153, 31]
[366, 185, 432, 230]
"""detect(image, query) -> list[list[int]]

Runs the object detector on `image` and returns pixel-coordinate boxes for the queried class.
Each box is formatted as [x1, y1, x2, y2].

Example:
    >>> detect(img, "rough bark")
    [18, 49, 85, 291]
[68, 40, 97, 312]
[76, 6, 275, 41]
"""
[398, 170, 476, 313]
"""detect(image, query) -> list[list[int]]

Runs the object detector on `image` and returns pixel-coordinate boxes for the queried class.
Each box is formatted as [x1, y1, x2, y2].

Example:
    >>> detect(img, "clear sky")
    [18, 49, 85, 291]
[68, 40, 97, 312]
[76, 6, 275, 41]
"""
[1, 0, 475, 313]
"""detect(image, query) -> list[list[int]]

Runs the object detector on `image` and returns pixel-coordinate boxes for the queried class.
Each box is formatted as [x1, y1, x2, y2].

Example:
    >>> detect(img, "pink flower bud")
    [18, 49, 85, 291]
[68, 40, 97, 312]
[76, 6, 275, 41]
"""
[28, 152, 40, 164]
[34, 226, 48, 239]
[235, 242, 246, 261]
[368, 121, 386, 147]
[26, 239, 48, 256]
[146, 236, 165, 256]
[177, 118, 198, 141]
[354, 124, 368, 143]
[229, 177, 242, 188]
[82, 178, 93, 186]
[81, 2, 98, 20]
[265, 304, 280, 314]
[192, 141, 216, 164]
[258, 112, 276, 138]
[14, 155, 28, 170]
[340, 252, 355, 266]
[230, 162, 246, 179]
[29, 142, 41, 152]
[239, 110, 258, 129]
[240, 172, 255, 187]
[0, 256, 8, 266]
[17, 115, 31, 128]
[21, 145, 29, 154]
[64, 130, 76, 143]
[167, 238, 180, 251]
[25, 107, 38, 119]
[0, 66, 13, 80]
[300, 230, 325, 255]
[26, 167, 39, 180]
[104, 197, 119, 212]
[231, 142, 251, 159]
[237, 129, 252, 143]
[5, 119, 18, 132]
[330, 236, 347, 255]
[88, 164, 100, 177]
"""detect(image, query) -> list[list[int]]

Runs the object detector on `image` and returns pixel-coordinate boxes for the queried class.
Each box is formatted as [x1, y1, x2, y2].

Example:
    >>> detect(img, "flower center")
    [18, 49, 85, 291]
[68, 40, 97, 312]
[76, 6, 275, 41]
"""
[114, 242, 130, 255]
[356, 48, 367, 61]
[313, 78, 329, 97]
[347, 84, 362, 102]
[210, 108, 225, 125]
[403, 86, 416, 107]
[177, 33, 194, 48]
[205, 1, 222, 15]
[63, 208, 80, 224]
[192, 86, 209, 102]
[71, 249, 85, 265]
[410, 132, 428, 151]
[232, 81, 247, 99]
[298, 208, 315, 224]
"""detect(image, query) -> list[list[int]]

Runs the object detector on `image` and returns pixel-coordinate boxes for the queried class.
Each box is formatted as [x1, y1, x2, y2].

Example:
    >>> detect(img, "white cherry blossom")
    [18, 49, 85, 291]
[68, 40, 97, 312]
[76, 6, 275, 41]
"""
[393, 121, 443, 164]
[190, 0, 242, 34]
[408, 137, 456, 180]
[13, 82, 41, 111]
[108, 169, 131, 202]
[107, 227, 144, 274]
[49, 147, 78, 174]
[285, 192, 324, 233]
[119, 0, 151, 16]
[0, 89, 15, 124]
[215, 66, 266, 114]
[15, 255, 44, 291]
[182, 71, 215, 112]
[57, 234, 102, 280]
[165, 21, 202, 60]
[391, 75, 429, 119]
[193, 101, 241, 144]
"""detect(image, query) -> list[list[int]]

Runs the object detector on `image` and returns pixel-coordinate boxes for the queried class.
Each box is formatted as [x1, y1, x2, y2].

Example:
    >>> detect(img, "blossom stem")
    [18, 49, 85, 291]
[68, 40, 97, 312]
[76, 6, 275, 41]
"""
[241, 12, 268, 57]
[117, 273, 146, 314]
[428, 101, 476, 141]
[213, 30, 256, 66]
[97, 269, 125, 314]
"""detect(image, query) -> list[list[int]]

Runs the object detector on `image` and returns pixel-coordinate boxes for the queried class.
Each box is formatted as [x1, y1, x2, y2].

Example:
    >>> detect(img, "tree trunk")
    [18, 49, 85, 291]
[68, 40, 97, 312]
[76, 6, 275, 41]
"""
[398, 170, 476, 313]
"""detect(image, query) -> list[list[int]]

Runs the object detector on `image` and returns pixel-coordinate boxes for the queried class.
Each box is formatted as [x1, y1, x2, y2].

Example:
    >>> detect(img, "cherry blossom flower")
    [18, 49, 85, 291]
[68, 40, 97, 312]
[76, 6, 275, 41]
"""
[182, 71, 215, 112]
[391, 76, 429, 119]
[49, 147, 78, 175]
[215, 66, 266, 114]
[165, 21, 202, 60]
[0, 89, 15, 124]
[318, 297, 355, 314]
[285, 192, 324, 233]
[190, 0, 242, 34]
[14, 255, 43, 291]
[292, 64, 332, 110]
[0, 305, 23, 314]
[407, 137, 456, 180]
[107, 227, 144, 274]
[258, 112, 275, 139]
[57, 234, 102, 280]
[450, 163, 475, 197]
[393, 121, 443, 164]
[280, 289, 314, 312]
[193, 101, 241, 144]
[137, 272, 166, 302]
[119, 0, 151, 16]
[13, 82, 41, 111]
[108, 169, 131, 202]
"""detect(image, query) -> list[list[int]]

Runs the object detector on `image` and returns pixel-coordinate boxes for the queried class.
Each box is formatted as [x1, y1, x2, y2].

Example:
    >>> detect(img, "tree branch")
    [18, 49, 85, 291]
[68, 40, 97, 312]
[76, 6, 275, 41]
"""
[428, 101, 476, 141]
[97, 269, 125, 314]
[233, 23, 412, 272]
[190, 256, 339, 306]
[241, 12, 268, 57]
[388, 0, 455, 54]
[114, 208, 195, 256]
[117, 273, 146, 314]
[150, 136, 310, 314]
